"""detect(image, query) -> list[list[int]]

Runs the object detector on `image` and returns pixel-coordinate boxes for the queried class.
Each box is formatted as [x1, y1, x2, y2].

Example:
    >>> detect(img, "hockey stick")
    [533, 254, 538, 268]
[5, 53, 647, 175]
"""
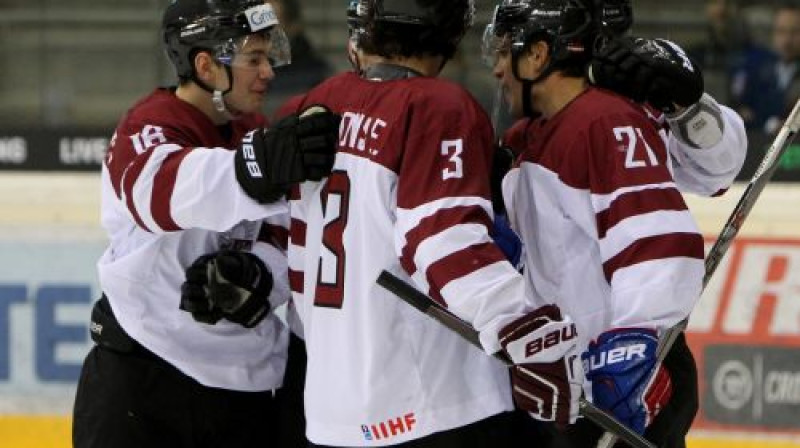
[595, 96, 800, 448]
[376, 270, 656, 448]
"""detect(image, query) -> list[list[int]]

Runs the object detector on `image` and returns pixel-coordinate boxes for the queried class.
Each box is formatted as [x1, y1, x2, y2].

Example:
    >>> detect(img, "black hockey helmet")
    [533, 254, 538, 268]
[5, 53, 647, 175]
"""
[162, 0, 291, 80]
[482, 0, 596, 70]
[353, 0, 475, 60]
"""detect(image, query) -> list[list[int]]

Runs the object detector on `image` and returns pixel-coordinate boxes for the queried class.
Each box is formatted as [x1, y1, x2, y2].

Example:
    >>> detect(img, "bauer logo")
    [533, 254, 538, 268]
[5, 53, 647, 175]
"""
[241, 130, 262, 178]
[704, 345, 800, 430]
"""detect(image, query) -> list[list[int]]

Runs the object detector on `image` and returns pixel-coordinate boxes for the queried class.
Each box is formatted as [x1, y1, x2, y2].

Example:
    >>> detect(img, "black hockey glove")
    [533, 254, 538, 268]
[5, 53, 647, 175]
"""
[235, 105, 341, 203]
[589, 36, 704, 113]
[180, 250, 273, 328]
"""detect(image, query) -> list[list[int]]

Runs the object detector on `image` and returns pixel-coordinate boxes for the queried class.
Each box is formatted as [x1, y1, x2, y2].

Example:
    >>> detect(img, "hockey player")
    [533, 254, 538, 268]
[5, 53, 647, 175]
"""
[278, 0, 587, 446]
[482, 0, 745, 447]
[71, 1, 340, 447]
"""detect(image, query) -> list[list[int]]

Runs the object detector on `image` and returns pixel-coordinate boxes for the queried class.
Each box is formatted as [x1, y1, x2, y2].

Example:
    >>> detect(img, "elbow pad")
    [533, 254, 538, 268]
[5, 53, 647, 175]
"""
[667, 93, 724, 150]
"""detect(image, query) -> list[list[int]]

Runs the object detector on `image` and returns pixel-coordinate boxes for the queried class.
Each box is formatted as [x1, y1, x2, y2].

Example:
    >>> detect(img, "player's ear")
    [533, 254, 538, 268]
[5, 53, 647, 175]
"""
[194, 50, 218, 84]
[520, 41, 549, 77]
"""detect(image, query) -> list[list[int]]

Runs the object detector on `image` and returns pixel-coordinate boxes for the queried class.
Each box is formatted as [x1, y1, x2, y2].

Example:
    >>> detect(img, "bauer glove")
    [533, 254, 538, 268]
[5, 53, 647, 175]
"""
[582, 328, 673, 435]
[235, 105, 341, 203]
[499, 304, 583, 426]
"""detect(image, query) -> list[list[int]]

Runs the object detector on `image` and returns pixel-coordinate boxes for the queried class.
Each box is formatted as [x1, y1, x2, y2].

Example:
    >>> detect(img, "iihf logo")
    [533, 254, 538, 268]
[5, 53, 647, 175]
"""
[361, 425, 373, 441]
[361, 413, 417, 441]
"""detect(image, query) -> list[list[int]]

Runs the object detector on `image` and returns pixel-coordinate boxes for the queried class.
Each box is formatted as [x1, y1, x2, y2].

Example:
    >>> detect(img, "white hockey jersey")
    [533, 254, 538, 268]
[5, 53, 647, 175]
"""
[501, 88, 706, 376]
[281, 72, 535, 446]
[98, 88, 292, 391]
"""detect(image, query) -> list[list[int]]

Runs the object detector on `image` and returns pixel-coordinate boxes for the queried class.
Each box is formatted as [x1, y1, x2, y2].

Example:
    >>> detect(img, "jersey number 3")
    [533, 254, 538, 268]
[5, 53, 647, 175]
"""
[314, 171, 351, 308]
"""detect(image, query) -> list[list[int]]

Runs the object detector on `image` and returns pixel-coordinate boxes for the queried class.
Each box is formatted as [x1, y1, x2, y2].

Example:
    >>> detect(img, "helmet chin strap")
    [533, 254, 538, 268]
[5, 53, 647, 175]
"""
[211, 65, 239, 118]
[195, 64, 238, 119]
[512, 52, 555, 118]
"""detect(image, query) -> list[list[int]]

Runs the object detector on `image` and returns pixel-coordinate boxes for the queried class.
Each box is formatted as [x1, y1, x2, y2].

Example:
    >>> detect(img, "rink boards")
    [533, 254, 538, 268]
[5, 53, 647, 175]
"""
[0, 174, 798, 447]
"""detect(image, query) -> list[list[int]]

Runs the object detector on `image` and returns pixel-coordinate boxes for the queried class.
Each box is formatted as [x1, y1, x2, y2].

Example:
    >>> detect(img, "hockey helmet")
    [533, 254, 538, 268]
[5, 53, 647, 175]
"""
[353, 0, 475, 59]
[482, 0, 596, 69]
[162, 0, 291, 80]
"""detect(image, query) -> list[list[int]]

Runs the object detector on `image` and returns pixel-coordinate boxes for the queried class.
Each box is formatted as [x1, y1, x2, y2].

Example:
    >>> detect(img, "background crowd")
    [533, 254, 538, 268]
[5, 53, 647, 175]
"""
[2, 0, 799, 145]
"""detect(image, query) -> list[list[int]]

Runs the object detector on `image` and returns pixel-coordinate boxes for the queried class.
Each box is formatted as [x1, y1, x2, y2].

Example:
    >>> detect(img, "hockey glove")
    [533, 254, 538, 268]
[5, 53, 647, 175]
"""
[582, 328, 673, 435]
[235, 105, 341, 203]
[499, 305, 583, 426]
[180, 250, 273, 328]
[589, 37, 704, 113]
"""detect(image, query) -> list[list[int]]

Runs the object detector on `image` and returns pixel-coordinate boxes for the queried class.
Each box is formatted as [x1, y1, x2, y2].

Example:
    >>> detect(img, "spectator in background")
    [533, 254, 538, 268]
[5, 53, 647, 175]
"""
[731, 3, 800, 135]
[687, 0, 773, 104]
[266, 0, 334, 116]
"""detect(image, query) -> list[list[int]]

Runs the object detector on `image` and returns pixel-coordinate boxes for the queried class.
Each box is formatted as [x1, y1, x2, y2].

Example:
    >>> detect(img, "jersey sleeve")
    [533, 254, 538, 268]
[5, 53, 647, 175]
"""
[252, 214, 291, 311]
[394, 93, 529, 353]
[668, 102, 748, 196]
[583, 115, 705, 331]
[106, 115, 286, 234]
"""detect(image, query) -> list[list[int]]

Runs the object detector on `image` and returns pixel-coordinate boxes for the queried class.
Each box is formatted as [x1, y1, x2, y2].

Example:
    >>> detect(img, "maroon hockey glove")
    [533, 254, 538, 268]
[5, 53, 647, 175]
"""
[235, 105, 341, 203]
[589, 36, 704, 113]
[180, 250, 273, 328]
[499, 305, 583, 426]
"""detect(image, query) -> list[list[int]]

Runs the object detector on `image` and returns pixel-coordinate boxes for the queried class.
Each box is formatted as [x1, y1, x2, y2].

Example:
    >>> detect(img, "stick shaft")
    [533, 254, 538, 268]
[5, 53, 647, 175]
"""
[376, 271, 655, 448]
[599, 96, 800, 448]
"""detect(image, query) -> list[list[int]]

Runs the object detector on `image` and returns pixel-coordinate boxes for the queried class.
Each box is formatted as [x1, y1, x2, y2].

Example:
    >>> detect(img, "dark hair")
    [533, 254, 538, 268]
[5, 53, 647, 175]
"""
[356, 0, 473, 61]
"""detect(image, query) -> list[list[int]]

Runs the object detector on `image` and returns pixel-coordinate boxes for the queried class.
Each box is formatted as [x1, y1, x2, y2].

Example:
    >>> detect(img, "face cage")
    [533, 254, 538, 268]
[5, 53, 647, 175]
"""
[481, 3, 527, 69]
[214, 26, 292, 70]
[482, 0, 596, 69]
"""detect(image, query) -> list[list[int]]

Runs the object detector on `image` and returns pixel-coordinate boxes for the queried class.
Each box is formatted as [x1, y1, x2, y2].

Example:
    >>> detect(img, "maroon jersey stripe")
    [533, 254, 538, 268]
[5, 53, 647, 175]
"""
[399, 205, 493, 276]
[288, 185, 301, 201]
[121, 150, 156, 232]
[289, 268, 304, 294]
[602, 233, 705, 282]
[290, 218, 306, 247]
[711, 187, 728, 197]
[151, 149, 191, 232]
[425, 241, 508, 307]
[596, 187, 688, 239]
[259, 223, 290, 251]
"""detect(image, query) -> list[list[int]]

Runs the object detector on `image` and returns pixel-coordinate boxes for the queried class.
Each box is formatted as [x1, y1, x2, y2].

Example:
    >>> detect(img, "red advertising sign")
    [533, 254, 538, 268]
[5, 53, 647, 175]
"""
[688, 237, 800, 435]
